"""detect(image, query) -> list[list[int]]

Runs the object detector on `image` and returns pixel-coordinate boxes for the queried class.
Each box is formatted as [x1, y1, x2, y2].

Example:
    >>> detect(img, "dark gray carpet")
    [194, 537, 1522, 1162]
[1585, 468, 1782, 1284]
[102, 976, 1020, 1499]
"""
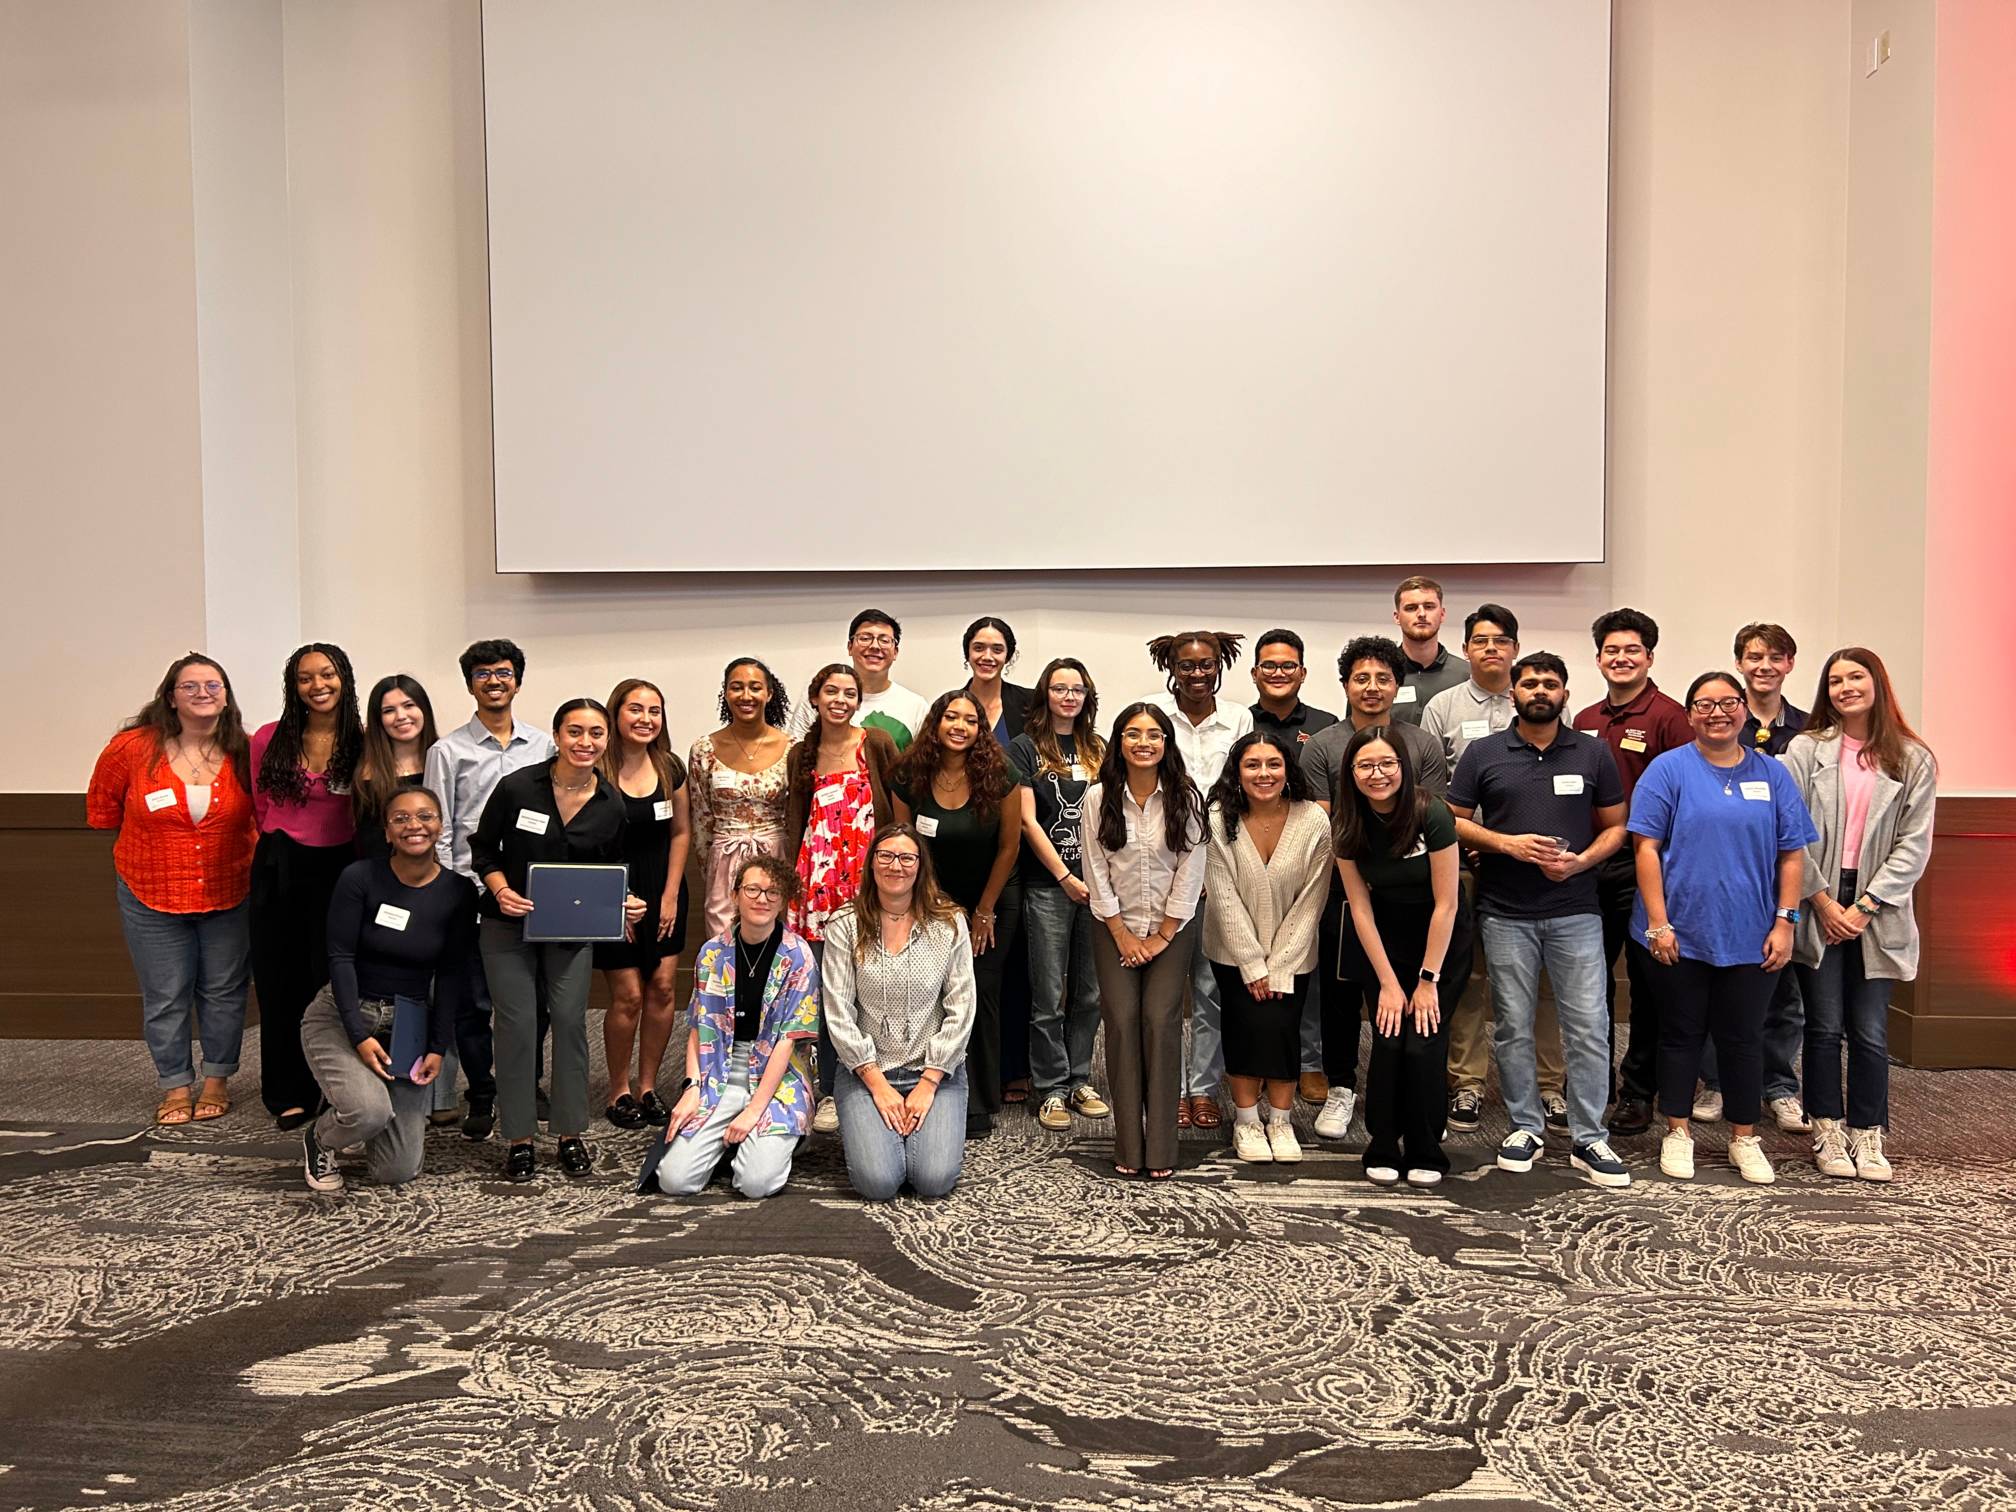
[2, 1029, 2014, 1511]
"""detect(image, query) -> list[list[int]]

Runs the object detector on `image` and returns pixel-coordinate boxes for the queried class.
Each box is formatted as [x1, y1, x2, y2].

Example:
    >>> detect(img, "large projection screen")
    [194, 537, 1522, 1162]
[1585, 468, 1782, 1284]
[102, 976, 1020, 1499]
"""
[483, 1, 1611, 573]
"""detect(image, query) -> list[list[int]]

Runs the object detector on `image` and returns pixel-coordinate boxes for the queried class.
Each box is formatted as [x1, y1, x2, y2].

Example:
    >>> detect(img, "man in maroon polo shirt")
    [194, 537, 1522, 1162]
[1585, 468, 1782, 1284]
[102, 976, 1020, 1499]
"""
[1571, 608, 1692, 1135]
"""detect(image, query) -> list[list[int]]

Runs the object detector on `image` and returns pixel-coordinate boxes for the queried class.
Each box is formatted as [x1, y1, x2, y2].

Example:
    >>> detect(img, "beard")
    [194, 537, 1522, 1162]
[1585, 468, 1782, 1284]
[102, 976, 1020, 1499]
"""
[1518, 699, 1561, 725]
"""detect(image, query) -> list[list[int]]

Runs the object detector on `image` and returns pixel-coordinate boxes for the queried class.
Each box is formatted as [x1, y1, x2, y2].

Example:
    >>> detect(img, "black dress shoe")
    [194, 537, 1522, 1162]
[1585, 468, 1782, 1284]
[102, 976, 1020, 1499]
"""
[1611, 1097, 1653, 1136]
[535, 1085, 552, 1123]
[605, 1095, 645, 1131]
[636, 1090, 670, 1126]
[557, 1137, 593, 1178]
[463, 1099, 496, 1142]
[505, 1143, 535, 1183]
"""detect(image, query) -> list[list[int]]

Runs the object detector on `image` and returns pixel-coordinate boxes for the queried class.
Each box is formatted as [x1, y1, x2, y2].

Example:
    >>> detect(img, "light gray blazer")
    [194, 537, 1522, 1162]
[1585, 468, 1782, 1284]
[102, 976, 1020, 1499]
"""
[1778, 732, 1937, 981]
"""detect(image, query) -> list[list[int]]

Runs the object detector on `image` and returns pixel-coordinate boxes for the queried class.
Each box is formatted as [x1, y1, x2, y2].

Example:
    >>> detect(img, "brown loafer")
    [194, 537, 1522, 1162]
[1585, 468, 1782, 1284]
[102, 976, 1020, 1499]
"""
[1189, 1095, 1223, 1130]
[1298, 1072, 1330, 1107]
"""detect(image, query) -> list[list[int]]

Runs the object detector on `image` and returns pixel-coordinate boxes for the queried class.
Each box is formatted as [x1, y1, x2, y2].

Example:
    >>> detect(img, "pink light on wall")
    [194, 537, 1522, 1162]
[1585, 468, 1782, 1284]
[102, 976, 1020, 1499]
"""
[1923, 0, 2016, 793]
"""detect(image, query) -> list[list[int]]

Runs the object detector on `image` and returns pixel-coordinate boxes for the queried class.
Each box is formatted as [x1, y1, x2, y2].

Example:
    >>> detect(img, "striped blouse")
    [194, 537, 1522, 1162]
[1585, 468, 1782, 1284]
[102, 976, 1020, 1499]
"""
[819, 908, 976, 1076]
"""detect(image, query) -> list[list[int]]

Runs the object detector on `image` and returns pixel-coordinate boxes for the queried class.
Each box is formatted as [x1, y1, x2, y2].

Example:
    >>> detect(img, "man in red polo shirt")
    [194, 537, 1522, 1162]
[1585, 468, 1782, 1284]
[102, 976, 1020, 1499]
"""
[1571, 608, 1692, 1135]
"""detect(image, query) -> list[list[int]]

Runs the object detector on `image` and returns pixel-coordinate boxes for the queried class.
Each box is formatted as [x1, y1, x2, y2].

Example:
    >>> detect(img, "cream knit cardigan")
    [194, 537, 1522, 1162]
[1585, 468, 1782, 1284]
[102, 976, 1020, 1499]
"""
[1202, 799, 1332, 991]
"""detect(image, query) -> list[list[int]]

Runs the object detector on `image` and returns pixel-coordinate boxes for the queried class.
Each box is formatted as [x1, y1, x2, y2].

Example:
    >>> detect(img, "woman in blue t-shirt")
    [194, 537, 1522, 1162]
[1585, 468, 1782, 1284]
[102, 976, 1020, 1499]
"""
[1629, 671, 1819, 1187]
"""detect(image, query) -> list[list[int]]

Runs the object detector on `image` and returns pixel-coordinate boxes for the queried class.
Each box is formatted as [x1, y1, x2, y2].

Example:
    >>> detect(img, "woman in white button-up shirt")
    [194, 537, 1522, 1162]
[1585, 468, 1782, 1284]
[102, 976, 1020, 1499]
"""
[1082, 703, 1206, 1180]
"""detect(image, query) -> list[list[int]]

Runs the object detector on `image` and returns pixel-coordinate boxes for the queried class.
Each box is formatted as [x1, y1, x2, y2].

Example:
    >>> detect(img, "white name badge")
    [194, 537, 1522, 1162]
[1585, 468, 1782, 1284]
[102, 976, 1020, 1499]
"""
[915, 814, 941, 837]
[516, 809, 551, 834]
[1740, 780, 1773, 801]
[374, 903, 412, 931]
[1392, 685, 1418, 705]
[1619, 737, 1648, 753]
[1460, 719, 1491, 740]
[652, 799, 674, 821]
[144, 788, 178, 812]
[1553, 774, 1585, 796]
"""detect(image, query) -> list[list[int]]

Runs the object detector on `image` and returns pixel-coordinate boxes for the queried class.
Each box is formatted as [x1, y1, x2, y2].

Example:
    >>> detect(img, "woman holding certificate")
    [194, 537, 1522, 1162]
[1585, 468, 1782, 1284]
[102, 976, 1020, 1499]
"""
[472, 697, 644, 1184]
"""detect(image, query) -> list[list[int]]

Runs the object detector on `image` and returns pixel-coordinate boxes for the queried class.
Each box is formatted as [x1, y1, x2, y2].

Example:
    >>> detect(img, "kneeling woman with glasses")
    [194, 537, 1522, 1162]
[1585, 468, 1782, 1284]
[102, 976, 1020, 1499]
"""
[646, 855, 820, 1200]
[821, 825, 977, 1201]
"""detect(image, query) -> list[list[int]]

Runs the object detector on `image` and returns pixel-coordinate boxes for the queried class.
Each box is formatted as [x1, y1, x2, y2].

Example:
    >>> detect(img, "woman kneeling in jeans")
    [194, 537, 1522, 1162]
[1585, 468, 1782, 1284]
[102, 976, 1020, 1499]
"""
[648, 854, 820, 1199]
[821, 824, 977, 1200]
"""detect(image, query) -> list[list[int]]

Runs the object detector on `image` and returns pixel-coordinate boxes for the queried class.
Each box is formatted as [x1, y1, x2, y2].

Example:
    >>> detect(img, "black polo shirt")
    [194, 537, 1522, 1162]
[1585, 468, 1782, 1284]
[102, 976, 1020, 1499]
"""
[1740, 701, 1807, 757]
[1250, 700, 1339, 771]
[1446, 724, 1624, 920]
[1392, 643, 1468, 726]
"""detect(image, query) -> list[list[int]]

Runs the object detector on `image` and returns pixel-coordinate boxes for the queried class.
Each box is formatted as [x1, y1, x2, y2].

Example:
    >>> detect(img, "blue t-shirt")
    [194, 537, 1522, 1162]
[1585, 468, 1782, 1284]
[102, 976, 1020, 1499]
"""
[1627, 746, 1819, 967]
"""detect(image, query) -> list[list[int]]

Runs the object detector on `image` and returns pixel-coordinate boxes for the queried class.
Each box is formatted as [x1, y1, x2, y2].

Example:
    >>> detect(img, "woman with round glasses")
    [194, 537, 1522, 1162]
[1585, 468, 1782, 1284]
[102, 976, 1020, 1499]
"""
[1630, 671, 1818, 1186]
[88, 654, 257, 1125]
[821, 825, 978, 1200]
[647, 855, 819, 1199]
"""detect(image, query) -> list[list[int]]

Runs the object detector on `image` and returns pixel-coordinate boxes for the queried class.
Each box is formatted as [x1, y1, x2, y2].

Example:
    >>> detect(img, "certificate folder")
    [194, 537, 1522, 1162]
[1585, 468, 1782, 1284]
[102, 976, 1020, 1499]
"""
[522, 863, 629, 942]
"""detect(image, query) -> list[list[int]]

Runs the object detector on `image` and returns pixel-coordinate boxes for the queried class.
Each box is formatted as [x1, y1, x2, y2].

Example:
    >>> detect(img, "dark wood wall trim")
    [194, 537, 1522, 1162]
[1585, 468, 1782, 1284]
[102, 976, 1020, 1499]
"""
[7, 791, 2013, 1066]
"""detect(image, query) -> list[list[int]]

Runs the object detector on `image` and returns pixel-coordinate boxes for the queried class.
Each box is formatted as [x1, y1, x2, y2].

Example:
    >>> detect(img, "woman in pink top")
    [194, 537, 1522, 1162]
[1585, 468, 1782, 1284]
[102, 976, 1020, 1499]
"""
[249, 642, 363, 1129]
[1780, 648, 1937, 1184]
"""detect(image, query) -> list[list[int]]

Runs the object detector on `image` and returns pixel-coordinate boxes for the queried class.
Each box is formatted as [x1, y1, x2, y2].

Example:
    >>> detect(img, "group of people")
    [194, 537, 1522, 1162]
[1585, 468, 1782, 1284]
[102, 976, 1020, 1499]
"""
[86, 575, 1936, 1201]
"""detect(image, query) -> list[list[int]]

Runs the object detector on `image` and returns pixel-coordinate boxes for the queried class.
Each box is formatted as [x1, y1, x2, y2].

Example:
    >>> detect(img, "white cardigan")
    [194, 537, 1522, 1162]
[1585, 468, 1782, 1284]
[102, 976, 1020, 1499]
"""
[1202, 800, 1332, 991]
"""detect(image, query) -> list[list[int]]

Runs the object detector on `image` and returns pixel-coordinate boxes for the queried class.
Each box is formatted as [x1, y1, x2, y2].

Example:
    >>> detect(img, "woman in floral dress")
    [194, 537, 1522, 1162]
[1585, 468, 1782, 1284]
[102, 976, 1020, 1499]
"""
[688, 658, 794, 937]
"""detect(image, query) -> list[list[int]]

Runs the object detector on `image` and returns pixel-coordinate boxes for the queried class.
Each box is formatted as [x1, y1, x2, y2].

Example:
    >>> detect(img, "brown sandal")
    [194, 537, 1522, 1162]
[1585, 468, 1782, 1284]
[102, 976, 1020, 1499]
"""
[192, 1093, 231, 1121]
[1175, 1099, 1193, 1129]
[1189, 1096, 1223, 1130]
[155, 1092, 194, 1126]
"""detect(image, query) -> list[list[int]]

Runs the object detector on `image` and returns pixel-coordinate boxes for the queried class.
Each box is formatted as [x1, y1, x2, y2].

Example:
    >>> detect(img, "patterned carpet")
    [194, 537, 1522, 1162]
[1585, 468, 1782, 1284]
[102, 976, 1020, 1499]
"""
[3, 1029, 2015, 1512]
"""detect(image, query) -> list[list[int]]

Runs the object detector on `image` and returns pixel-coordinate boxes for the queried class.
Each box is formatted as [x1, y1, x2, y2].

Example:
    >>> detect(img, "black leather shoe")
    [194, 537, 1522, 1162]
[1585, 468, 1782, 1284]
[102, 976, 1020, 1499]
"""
[557, 1137, 593, 1178]
[636, 1090, 670, 1126]
[462, 1099, 496, 1142]
[505, 1143, 535, 1183]
[604, 1095, 645, 1130]
[1611, 1097, 1653, 1136]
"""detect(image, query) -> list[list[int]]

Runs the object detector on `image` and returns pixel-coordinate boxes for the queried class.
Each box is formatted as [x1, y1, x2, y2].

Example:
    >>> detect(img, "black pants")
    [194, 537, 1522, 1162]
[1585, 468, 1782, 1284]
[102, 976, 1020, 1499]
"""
[1316, 879, 1360, 1087]
[249, 831, 354, 1117]
[1657, 957, 1774, 1126]
[1361, 898, 1471, 1173]
[1000, 910, 1032, 1088]
[966, 879, 1023, 1126]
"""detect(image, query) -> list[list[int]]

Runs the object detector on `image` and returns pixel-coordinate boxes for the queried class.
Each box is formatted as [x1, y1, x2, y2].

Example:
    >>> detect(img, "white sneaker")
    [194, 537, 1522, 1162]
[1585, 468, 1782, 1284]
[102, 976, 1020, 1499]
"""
[812, 1099, 839, 1134]
[1811, 1116, 1855, 1178]
[1691, 1086, 1724, 1123]
[1313, 1087, 1356, 1140]
[1729, 1133, 1776, 1184]
[1365, 1164, 1402, 1186]
[1232, 1121, 1273, 1163]
[1267, 1120, 1303, 1163]
[1769, 1095, 1812, 1134]
[1405, 1167, 1443, 1188]
[1847, 1125, 1893, 1182]
[1660, 1127, 1695, 1179]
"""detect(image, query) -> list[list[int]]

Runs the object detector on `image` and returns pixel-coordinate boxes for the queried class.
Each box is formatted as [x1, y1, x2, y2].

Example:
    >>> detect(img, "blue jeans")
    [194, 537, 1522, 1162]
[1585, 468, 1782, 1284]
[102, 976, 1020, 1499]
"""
[1480, 912, 1610, 1146]
[1698, 967, 1803, 1101]
[115, 878, 250, 1090]
[834, 1063, 968, 1201]
[1023, 886, 1099, 1100]
[1185, 931, 1226, 1096]
[1797, 945, 1891, 1128]
[653, 1043, 797, 1199]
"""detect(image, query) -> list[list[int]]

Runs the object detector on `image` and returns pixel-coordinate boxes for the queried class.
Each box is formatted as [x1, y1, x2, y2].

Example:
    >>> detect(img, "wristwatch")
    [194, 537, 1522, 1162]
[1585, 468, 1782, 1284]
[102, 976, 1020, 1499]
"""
[1774, 907, 1801, 924]
[1418, 967, 1440, 984]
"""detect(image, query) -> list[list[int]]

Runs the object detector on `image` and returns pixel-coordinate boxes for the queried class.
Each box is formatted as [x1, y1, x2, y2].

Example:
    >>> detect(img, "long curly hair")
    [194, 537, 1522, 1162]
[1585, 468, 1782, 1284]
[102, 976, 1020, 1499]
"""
[1207, 729, 1314, 840]
[791, 663, 862, 792]
[1147, 630, 1246, 699]
[1092, 701, 1202, 855]
[715, 657, 790, 730]
[600, 677, 688, 795]
[1022, 657, 1105, 778]
[846, 822, 965, 965]
[123, 652, 251, 790]
[258, 642, 363, 803]
[354, 674, 438, 831]
[889, 690, 1016, 824]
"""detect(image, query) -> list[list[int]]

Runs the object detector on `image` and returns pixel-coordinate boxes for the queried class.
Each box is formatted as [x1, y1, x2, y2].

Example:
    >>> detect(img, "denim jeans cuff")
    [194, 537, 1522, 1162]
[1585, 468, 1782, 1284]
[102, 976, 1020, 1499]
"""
[198, 1060, 240, 1079]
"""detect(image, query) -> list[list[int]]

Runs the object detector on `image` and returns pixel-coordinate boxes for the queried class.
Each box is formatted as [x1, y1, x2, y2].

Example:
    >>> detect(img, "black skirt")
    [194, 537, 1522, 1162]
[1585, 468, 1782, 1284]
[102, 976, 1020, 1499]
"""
[1213, 961, 1310, 1082]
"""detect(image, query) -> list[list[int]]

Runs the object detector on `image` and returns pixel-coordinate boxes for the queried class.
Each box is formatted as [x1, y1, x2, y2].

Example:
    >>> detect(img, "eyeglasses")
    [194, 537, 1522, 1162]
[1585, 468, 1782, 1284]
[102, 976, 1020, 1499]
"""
[471, 669, 516, 684]
[1049, 687, 1087, 700]
[872, 852, 920, 870]
[1175, 659, 1218, 675]
[1468, 635, 1517, 650]
[1353, 758, 1401, 776]
[388, 811, 442, 827]
[851, 632, 897, 649]
[1122, 732, 1166, 745]
[1256, 661, 1302, 675]
[738, 884, 782, 902]
[175, 680, 224, 697]
[1689, 697, 1746, 715]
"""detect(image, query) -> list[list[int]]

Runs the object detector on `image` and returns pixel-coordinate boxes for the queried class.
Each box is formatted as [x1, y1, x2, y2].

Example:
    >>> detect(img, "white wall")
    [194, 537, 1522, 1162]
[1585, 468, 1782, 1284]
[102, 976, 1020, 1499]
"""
[9, 0, 1904, 790]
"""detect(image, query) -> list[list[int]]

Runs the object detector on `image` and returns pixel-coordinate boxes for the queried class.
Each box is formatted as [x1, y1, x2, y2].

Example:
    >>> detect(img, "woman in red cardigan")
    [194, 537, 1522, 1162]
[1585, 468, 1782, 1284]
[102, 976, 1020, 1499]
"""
[87, 654, 259, 1124]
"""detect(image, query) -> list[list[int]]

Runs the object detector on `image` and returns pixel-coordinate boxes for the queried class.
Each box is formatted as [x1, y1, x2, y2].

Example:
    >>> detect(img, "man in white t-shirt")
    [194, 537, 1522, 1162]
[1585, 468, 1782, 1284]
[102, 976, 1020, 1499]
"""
[789, 607, 932, 750]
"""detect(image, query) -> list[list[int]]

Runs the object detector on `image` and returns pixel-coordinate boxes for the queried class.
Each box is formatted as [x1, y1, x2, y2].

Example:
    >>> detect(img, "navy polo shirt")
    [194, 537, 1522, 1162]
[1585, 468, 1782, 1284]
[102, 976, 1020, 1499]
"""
[1447, 724, 1625, 920]
[1740, 701, 1807, 757]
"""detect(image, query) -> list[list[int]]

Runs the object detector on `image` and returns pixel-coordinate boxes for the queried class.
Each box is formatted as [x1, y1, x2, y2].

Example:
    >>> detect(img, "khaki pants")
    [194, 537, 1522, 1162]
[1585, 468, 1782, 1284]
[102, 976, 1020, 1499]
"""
[1445, 873, 1564, 1099]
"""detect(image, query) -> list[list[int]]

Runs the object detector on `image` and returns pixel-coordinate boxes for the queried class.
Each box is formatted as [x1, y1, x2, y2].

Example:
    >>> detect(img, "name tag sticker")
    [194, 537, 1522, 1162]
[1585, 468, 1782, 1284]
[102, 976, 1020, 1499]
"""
[1740, 781, 1772, 801]
[1460, 719, 1491, 740]
[1553, 774, 1585, 796]
[1619, 737, 1647, 753]
[144, 788, 178, 812]
[652, 799, 674, 821]
[374, 903, 412, 931]
[915, 815, 940, 837]
[1392, 685, 1418, 705]
[516, 809, 551, 835]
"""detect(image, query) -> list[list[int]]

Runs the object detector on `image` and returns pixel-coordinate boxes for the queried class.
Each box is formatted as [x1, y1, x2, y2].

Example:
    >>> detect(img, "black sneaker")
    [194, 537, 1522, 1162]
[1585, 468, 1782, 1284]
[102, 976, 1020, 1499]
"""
[557, 1137, 593, 1178]
[505, 1143, 536, 1183]
[1543, 1093, 1570, 1131]
[535, 1085, 552, 1123]
[462, 1098, 496, 1142]
[1611, 1097, 1653, 1136]
[1446, 1089, 1482, 1132]
[302, 1122, 344, 1193]
[1571, 1139, 1631, 1189]
[1496, 1129, 1543, 1173]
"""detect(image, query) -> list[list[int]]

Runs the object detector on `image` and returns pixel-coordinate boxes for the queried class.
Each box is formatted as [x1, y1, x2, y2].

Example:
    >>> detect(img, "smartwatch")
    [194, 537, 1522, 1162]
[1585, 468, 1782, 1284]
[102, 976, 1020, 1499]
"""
[1774, 907, 1801, 924]
[1419, 967, 1440, 984]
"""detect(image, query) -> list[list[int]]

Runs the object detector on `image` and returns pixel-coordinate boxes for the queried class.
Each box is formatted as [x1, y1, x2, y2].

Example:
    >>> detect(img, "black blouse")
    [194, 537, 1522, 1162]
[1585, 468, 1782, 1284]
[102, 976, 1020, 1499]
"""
[469, 761, 628, 921]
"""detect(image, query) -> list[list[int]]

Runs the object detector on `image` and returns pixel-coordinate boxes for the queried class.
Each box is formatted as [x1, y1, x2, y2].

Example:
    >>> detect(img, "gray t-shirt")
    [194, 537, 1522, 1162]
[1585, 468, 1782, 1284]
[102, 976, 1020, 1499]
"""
[1302, 718, 1450, 808]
